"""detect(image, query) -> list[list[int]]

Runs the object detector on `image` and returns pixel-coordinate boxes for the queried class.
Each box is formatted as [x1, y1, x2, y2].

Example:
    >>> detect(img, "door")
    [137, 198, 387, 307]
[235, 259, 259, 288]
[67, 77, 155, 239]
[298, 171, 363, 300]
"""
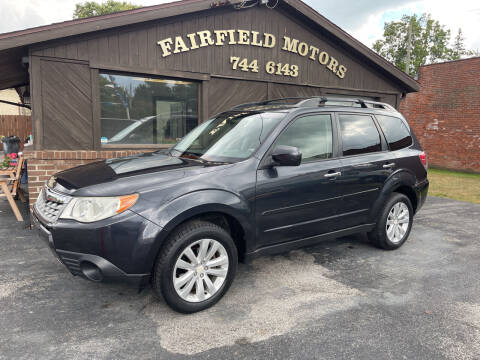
[334, 113, 395, 228]
[255, 113, 343, 247]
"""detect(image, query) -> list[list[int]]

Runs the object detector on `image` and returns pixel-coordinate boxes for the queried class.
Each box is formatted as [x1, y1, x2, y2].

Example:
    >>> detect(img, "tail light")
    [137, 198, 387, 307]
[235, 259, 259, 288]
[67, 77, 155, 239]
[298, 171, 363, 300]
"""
[419, 152, 428, 170]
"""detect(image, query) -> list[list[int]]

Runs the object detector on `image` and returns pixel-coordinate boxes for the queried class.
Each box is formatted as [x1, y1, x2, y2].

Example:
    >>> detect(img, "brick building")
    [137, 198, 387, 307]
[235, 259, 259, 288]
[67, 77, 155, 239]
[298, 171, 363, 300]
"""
[400, 57, 480, 173]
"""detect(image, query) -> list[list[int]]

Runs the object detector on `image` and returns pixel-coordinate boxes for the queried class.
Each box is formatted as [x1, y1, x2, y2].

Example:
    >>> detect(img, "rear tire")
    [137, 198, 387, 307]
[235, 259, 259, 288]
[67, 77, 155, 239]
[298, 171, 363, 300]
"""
[152, 220, 237, 313]
[368, 193, 413, 250]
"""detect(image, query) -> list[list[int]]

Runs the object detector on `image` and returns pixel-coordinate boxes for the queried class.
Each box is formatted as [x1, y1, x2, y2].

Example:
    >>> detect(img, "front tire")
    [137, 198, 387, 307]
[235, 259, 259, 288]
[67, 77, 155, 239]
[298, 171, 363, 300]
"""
[152, 220, 238, 313]
[368, 193, 413, 250]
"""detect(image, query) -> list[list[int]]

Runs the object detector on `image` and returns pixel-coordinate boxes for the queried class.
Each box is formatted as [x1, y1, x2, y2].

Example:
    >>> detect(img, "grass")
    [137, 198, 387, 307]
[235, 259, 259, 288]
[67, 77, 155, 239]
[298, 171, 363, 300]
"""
[428, 168, 480, 204]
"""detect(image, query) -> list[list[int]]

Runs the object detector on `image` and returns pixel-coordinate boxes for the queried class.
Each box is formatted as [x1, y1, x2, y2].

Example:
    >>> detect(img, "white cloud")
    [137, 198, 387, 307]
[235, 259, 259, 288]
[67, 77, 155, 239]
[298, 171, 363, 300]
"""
[348, 11, 389, 48]
[0, 0, 168, 34]
[419, 0, 480, 50]
[304, 0, 416, 31]
[0, 0, 78, 34]
[335, 0, 480, 50]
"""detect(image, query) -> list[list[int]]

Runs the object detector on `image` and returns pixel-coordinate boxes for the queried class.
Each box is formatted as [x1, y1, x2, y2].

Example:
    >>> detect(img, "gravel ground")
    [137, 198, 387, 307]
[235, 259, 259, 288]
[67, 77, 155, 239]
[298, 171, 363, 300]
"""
[0, 196, 479, 359]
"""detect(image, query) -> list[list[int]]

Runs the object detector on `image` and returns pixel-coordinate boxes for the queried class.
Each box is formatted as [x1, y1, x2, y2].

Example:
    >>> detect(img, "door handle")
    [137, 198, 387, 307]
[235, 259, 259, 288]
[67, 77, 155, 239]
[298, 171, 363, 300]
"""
[324, 171, 341, 178]
[383, 163, 395, 169]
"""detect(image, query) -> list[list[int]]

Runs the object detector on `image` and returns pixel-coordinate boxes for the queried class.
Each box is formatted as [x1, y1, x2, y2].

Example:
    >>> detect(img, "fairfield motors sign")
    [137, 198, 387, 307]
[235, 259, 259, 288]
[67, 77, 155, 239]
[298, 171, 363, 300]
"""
[157, 29, 347, 79]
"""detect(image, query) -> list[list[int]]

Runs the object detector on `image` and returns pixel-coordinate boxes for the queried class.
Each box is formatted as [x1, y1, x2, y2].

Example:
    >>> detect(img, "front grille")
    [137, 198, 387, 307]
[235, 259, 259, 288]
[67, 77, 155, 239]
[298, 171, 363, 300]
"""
[34, 187, 72, 224]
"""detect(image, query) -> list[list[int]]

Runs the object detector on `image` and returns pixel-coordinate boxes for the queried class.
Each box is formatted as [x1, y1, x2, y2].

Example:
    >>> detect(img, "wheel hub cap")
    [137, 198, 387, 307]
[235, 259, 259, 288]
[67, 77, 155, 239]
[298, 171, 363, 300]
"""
[173, 239, 229, 303]
[386, 202, 410, 244]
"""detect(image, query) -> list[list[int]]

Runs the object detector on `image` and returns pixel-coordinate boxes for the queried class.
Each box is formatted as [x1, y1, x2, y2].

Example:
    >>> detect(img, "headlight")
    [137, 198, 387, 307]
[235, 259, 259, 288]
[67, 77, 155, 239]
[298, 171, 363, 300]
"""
[59, 194, 139, 223]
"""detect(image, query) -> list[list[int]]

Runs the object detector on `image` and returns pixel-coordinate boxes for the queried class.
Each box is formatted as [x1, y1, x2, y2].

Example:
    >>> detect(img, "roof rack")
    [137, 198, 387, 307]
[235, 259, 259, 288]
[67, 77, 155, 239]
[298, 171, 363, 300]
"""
[232, 96, 398, 112]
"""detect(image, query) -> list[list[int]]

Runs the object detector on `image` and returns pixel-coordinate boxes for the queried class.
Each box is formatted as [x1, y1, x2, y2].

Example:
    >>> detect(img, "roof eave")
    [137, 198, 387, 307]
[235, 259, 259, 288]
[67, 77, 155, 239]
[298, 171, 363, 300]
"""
[0, 0, 244, 52]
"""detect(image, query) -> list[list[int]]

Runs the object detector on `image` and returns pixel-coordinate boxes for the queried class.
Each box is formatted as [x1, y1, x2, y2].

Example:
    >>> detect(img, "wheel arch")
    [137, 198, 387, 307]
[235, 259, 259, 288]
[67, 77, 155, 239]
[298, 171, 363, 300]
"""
[370, 170, 419, 222]
[392, 184, 418, 213]
[145, 190, 254, 273]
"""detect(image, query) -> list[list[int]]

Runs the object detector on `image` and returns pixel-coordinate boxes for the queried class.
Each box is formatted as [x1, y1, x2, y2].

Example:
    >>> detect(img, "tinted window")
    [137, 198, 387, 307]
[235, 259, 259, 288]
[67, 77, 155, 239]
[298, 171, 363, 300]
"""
[275, 114, 333, 163]
[339, 114, 381, 156]
[376, 115, 413, 151]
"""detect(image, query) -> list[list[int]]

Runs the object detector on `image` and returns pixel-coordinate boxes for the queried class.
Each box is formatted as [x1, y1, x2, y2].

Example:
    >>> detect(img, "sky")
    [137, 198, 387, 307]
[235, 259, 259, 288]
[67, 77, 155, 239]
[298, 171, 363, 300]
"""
[0, 0, 479, 50]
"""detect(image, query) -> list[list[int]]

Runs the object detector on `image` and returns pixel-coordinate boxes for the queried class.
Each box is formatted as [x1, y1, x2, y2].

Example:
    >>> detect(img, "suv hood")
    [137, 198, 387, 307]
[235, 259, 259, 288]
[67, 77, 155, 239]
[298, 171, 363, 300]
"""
[52, 151, 224, 193]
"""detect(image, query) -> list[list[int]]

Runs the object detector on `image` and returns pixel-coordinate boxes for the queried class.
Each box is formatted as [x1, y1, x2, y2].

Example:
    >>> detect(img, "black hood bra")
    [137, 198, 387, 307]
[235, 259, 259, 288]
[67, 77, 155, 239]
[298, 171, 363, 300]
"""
[54, 152, 210, 189]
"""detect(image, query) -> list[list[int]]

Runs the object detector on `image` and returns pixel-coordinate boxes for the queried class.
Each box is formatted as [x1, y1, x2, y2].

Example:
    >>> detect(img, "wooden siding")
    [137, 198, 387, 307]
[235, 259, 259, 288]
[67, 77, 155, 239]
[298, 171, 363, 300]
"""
[208, 77, 268, 116]
[268, 83, 323, 99]
[40, 59, 93, 149]
[31, 6, 402, 94]
[0, 115, 32, 142]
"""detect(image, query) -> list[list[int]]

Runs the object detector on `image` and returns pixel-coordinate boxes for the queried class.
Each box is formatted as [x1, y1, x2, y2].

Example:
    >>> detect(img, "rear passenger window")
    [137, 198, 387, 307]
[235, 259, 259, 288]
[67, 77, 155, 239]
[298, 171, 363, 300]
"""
[338, 114, 381, 156]
[275, 114, 333, 163]
[376, 115, 413, 151]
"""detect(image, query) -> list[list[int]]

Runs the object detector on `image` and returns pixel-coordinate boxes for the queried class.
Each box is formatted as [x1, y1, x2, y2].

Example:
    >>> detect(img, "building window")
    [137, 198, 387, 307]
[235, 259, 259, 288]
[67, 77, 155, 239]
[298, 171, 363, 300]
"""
[99, 73, 198, 146]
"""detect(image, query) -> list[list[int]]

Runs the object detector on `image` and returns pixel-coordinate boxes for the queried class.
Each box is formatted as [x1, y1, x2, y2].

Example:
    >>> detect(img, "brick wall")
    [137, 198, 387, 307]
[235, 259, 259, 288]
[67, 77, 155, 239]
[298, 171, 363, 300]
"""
[23, 150, 149, 208]
[400, 57, 480, 173]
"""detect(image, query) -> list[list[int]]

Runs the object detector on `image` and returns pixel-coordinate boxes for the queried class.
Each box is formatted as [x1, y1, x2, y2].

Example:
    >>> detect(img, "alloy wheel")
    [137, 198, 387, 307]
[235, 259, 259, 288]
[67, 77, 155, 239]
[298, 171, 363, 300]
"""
[173, 239, 229, 303]
[386, 202, 410, 244]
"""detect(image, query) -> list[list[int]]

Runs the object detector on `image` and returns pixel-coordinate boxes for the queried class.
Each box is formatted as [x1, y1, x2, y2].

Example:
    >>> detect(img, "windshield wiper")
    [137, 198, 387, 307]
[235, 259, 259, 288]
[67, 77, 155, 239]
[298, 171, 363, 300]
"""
[200, 159, 232, 165]
[183, 156, 232, 165]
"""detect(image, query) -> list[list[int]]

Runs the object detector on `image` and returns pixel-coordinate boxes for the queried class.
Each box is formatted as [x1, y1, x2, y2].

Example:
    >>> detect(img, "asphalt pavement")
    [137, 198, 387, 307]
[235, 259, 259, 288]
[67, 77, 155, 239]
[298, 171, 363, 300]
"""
[1, 196, 479, 359]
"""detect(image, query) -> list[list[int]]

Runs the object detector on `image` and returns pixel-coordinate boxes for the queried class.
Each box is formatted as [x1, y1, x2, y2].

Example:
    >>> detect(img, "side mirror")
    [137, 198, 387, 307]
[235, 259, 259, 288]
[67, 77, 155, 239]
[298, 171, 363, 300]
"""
[272, 145, 302, 167]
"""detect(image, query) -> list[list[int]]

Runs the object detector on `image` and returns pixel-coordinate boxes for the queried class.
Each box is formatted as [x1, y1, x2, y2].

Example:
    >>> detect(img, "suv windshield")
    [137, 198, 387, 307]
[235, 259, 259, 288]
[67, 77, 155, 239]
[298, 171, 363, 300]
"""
[169, 111, 285, 163]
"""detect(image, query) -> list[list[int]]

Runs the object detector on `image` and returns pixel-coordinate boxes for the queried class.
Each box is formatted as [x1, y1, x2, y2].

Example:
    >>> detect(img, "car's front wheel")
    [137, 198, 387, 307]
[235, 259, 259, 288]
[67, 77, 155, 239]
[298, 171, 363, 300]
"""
[152, 220, 237, 313]
[368, 193, 413, 250]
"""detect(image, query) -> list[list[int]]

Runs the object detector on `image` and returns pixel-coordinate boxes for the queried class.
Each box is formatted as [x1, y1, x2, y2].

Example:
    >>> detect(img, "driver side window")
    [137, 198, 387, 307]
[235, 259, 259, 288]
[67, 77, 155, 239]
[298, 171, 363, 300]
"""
[275, 114, 333, 163]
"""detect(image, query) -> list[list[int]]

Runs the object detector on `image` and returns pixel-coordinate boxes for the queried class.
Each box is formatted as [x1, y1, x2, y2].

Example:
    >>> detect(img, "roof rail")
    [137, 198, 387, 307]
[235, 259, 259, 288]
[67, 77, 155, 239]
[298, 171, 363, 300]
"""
[318, 97, 397, 111]
[232, 96, 397, 112]
[231, 97, 310, 110]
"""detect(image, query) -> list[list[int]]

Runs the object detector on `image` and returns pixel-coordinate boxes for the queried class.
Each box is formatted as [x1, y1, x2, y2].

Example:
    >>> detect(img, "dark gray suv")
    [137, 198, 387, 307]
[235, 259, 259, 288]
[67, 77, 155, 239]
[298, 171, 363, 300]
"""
[33, 97, 429, 313]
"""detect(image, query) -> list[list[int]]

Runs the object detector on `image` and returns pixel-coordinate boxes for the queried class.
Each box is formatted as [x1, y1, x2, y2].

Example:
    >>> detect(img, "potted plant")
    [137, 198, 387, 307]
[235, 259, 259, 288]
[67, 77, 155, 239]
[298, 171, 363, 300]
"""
[1, 153, 17, 169]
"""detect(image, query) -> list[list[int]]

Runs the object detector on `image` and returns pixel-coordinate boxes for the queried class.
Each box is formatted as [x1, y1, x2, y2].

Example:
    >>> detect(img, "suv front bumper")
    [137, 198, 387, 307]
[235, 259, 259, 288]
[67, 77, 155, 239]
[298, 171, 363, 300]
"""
[32, 211, 154, 288]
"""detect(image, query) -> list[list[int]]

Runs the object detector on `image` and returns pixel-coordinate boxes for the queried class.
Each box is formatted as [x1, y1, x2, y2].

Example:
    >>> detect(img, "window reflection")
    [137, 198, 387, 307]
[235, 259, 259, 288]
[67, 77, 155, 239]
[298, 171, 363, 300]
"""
[376, 115, 413, 151]
[275, 114, 333, 163]
[171, 112, 284, 162]
[99, 73, 198, 145]
[339, 114, 381, 156]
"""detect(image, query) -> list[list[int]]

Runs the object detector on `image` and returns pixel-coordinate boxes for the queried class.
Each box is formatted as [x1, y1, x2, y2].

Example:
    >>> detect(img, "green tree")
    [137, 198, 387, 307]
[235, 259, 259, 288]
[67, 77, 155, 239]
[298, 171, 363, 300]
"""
[73, 0, 140, 19]
[449, 28, 466, 60]
[449, 29, 479, 59]
[373, 14, 463, 76]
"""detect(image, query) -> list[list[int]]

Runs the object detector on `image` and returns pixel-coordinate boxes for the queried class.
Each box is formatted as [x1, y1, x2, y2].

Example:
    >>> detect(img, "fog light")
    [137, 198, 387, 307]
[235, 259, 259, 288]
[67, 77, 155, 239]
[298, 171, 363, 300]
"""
[80, 261, 103, 282]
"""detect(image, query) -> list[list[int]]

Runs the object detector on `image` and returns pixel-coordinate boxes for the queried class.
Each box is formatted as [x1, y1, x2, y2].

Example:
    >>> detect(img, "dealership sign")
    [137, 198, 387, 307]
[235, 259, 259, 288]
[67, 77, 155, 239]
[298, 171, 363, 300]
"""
[157, 29, 347, 79]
